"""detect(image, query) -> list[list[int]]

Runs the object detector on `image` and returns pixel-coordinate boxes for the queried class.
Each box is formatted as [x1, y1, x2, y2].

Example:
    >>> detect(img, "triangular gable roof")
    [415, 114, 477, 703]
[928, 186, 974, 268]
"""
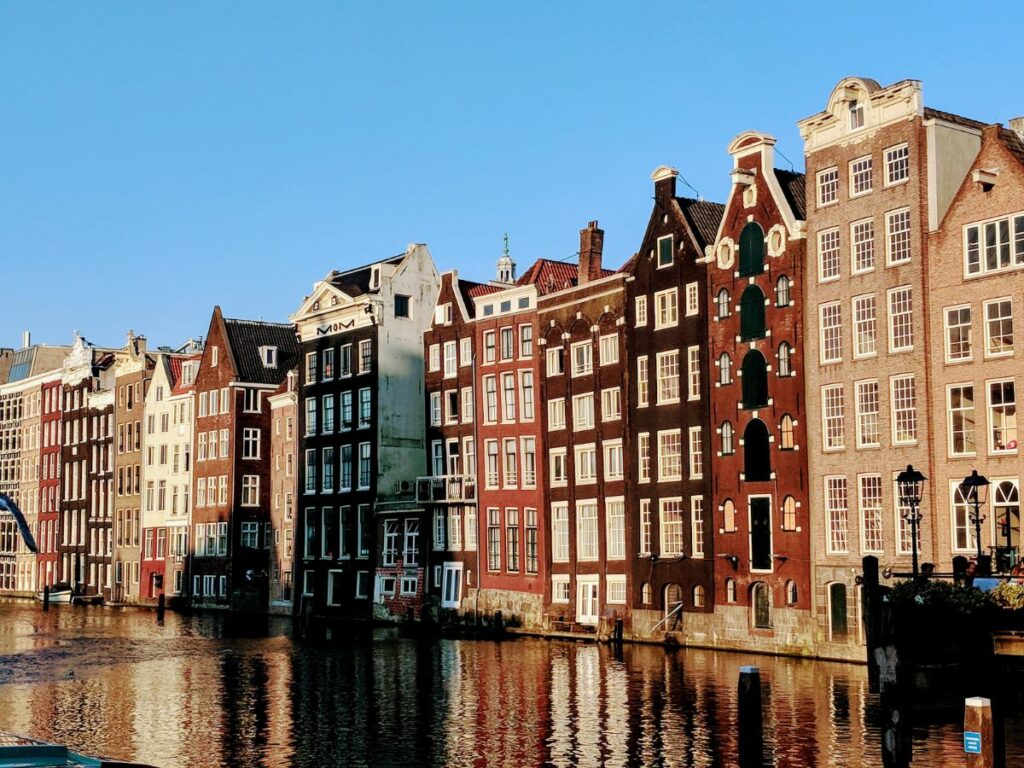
[774, 169, 807, 220]
[676, 197, 726, 250]
[999, 126, 1024, 167]
[221, 317, 299, 386]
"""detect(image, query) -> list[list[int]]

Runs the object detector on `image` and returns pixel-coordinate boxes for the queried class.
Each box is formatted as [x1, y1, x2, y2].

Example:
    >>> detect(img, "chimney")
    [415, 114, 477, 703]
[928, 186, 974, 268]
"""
[651, 165, 679, 202]
[578, 220, 604, 284]
[1010, 116, 1024, 141]
[22, 331, 30, 349]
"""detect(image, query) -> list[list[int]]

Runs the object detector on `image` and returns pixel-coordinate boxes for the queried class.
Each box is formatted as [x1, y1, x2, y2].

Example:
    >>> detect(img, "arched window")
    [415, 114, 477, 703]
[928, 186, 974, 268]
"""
[719, 353, 732, 385]
[740, 285, 767, 341]
[743, 419, 771, 481]
[741, 350, 768, 409]
[693, 585, 705, 608]
[739, 222, 765, 277]
[777, 342, 792, 377]
[752, 582, 771, 628]
[726, 578, 737, 603]
[721, 421, 734, 455]
[780, 414, 795, 449]
[641, 582, 652, 606]
[782, 495, 797, 530]
[829, 582, 848, 640]
[786, 580, 798, 606]
[723, 498, 737, 532]
[716, 288, 731, 319]
[776, 275, 792, 307]
[995, 480, 1021, 550]
[664, 583, 683, 618]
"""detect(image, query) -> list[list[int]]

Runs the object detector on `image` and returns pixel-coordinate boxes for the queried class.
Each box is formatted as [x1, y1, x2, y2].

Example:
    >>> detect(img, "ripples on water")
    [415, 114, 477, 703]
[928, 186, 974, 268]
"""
[0, 600, 1019, 767]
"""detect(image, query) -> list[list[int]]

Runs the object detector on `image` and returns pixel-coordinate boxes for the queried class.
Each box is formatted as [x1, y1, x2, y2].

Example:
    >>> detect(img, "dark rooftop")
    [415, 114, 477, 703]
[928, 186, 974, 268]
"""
[223, 318, 299, 386]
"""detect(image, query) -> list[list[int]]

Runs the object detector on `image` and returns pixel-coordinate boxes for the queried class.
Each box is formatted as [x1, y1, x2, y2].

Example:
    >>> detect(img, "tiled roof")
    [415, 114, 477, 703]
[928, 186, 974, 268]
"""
[924, 107, 986, 130]
[618, 252, 641, 274]
[774, 169, 807, 220]
[517, 259, 579, 295]
[999, 126, 1024, 167]
[327, 254, 405, 298]
[459, 279, 501, 317]
[169, 353, 202, 396]
[676, 197, 726, 249]
[223, 318, 299, 386]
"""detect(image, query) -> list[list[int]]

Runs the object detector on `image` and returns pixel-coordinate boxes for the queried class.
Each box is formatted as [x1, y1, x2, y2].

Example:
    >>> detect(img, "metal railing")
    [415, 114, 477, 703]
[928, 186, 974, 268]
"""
[415, 475, 476, 503]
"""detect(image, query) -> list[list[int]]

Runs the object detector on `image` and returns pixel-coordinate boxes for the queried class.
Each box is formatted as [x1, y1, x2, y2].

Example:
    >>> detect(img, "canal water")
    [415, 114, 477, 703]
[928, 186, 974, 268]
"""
[0, 600, 1020, 767]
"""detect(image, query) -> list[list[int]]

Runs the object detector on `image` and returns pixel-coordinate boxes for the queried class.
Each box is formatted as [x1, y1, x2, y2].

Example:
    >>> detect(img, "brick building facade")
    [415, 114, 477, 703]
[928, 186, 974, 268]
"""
[706, 132, 812, 653]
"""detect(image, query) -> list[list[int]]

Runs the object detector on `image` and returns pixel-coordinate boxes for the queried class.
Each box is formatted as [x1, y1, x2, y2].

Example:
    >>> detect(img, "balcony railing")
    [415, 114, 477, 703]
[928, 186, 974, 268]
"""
[416, 475, 476, 503]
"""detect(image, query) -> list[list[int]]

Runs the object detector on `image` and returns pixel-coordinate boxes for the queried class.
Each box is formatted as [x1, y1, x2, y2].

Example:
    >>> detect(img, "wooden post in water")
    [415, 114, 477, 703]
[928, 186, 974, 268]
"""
[613, 617, 624, 644]
[737, 665, 763, 768]
[156, 593, 166, 623]
[862, 556, 881, 693]
[43, 585, 50, 611]
[964, 697, 995, 768]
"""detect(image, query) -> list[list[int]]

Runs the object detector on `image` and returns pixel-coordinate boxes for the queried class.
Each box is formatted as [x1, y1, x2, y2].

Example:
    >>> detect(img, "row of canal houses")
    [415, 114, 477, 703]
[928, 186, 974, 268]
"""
[3, 77, 1024, 661]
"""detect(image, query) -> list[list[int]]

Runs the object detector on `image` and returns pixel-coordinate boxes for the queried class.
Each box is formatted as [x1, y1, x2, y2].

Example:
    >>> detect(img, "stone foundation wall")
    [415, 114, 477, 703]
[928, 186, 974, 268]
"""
[463, 588, 545, 630]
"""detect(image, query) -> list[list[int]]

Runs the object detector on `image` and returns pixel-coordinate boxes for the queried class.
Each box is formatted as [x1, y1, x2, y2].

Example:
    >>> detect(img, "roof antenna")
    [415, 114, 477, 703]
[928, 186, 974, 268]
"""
[776, 146, 796, 172]
[678, 174, 700, 200]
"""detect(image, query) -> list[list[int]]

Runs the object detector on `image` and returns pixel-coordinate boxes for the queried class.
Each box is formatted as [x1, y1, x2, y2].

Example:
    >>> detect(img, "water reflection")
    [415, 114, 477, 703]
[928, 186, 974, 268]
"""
[0, 600, 1018, 767]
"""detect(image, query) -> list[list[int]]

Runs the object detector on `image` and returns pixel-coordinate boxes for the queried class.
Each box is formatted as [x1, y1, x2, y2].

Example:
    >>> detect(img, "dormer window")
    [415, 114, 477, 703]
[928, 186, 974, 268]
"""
[261, 346, 278, 368]
[849, 101, 865, 130]
[182, 363, 194, 385]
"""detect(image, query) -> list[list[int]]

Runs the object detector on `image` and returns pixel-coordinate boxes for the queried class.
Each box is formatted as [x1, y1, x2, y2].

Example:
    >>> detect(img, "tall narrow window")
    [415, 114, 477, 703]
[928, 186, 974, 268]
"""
[948, 384, 976, 456]
[945, 306, 972, 362]
[721, 422, 734, 455]
[890, 375, 917, 445]
[716, 288, 731, 319]
[855, 380, 880, 448]
[740, 285, 766, 341]
[777, 343, 792, 377]
[985, 299, 1014, 357]
[851, 219, 875, 273]
[776, 275, 792, 307]
[826, 476, 849, 553]
[823, 384, 845, 450]
[859, 475, 884, 553]
[739, 222, 765, 277]
[853, 294, 877, 358]
[743, 419, 771, 482]
[820, 302, 842, 363]
[719, 353, 732, 385]
[989, 380, 1017, 453]
[741, 350, 768, 409]
[818, 228, 841, 281]
[888, 287, 914, 352]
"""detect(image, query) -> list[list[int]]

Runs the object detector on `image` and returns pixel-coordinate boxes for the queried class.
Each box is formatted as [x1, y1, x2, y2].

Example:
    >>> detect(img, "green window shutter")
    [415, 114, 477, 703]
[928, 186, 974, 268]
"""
[658, 236, 673, 267]
[741, 350, 768, 409]
[739, 222, 765, 277]
[740, 286, 766, 341]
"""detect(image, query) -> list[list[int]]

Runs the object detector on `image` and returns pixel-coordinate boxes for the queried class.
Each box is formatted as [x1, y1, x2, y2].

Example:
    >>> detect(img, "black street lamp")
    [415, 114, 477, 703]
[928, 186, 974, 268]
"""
[897, 464, 926, 578]
[960, 469, 990, 562]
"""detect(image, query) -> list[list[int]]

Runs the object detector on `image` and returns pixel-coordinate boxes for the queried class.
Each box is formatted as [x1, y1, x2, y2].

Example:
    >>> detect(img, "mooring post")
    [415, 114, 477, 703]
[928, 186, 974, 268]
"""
[614, 617, 624, 644]
[43, 585, 50, 611]
[156, 593, 166, 623]
[964, 697, 995, 768]
[737, 665, 763, 768]
[862, 555, 881, 693]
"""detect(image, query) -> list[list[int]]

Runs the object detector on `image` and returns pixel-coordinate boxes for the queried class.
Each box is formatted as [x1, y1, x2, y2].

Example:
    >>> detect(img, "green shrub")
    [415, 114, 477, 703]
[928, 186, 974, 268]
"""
[890, 579, 998, 618]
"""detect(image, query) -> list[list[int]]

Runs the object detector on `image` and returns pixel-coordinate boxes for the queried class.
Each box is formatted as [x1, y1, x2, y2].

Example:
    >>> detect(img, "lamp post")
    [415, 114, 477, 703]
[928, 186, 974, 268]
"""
[896, 464, 926, 579]
[960, 469, 990, 563]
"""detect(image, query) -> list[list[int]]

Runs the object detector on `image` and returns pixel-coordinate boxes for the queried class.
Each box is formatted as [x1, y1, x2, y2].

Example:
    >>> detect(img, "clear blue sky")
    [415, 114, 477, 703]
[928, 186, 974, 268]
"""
[2, 2, 1022, 350]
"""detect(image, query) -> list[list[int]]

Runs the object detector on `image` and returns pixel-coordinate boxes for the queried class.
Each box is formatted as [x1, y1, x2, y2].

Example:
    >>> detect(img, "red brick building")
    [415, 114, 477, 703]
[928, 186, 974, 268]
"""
[38, 377, 62, 588]
[538, 222, 629, 633]
[471, 250, 548, 627]
[624, 167, 723, 639]
[190, 307, 298, 608]
[706, 132, 813, 652]
[419, 270, 497, 614]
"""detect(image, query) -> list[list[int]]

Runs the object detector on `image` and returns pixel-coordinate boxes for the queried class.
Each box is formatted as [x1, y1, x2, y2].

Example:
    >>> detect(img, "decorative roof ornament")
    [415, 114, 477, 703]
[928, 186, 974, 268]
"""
[496, 232, 516, 284]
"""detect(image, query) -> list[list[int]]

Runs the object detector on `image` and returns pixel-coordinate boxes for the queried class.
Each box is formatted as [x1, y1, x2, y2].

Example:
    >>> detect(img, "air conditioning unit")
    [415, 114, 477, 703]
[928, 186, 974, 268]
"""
[394, 480, 412, 495]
